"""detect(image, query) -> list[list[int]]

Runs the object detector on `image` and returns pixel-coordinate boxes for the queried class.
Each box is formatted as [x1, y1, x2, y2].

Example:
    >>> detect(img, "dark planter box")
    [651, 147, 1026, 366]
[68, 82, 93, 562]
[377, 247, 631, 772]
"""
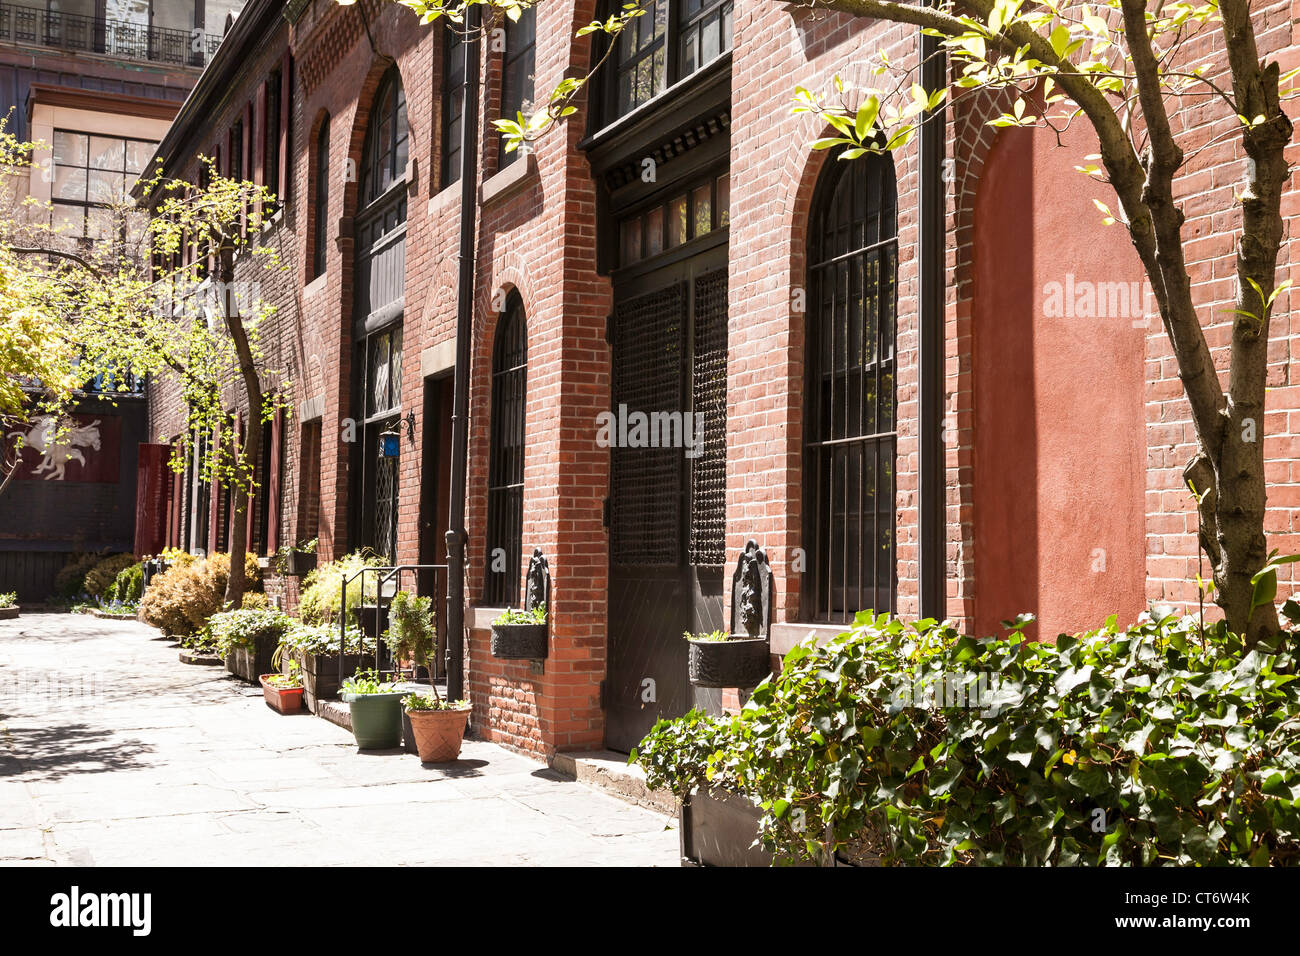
[288, 648, 369, 713]
[687, 637, 771, 688]
[490, 622, 548, 660]
[680, 789, 833, 867]
[226, 632, 279, 684]
[0, 607, 18, 620]
[284, 551, 317, 576]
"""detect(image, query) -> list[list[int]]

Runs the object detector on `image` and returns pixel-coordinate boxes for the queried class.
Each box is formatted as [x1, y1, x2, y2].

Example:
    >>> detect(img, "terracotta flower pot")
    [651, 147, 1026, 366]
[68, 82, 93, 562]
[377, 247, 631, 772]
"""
[260, 674, 305, 715]
[405, 706, 471, 762]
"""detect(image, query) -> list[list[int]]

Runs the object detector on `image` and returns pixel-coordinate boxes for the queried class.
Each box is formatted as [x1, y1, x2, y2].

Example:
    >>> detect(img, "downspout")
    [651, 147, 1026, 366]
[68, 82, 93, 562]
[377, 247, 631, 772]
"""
[445, 7, 482, 701]
[918, 16, 947, 620]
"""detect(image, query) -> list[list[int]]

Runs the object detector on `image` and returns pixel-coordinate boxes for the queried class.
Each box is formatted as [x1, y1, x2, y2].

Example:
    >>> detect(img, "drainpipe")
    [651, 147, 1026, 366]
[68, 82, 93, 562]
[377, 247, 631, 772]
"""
[918, 16, 947, 620]
[445, 7, 482, 701]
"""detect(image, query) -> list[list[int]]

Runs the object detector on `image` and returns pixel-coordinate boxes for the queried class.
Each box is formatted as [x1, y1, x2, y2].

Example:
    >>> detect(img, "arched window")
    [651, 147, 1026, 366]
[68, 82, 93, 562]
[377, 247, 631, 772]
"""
[360, 66, 409, 207]
[804, 151, 898, 623]
[312, 115, 330, 278]
[484, 293, 527, 606]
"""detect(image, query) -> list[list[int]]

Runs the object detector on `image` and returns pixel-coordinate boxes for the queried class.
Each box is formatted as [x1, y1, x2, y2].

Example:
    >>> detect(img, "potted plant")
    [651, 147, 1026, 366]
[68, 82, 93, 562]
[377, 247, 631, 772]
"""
[403, 691, 471, 762]
[276, 538, 318, 577]
[260, 657, 305, 715]
[210, 608, 292, 684]
[0, 591, 18, 620]
[340, 668, 407, 749]
[277, 622, 369, 712]
[685, 629, 772, 689]
[384, 590, 436, 678]
[490, 606, 548, 660]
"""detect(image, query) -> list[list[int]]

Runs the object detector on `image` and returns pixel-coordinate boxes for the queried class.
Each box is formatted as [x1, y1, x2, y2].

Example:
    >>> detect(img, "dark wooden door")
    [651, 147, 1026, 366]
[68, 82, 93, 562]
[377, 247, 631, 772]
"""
[605, 243, 728, 753]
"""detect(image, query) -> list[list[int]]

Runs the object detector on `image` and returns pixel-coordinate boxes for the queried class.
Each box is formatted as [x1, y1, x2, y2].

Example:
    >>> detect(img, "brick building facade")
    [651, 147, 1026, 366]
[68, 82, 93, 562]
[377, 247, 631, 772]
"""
[141, 0, 1300, 758]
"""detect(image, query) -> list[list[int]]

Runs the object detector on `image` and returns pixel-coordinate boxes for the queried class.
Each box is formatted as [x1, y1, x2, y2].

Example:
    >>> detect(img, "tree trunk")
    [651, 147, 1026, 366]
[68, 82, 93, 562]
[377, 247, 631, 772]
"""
[217, 248, 265, 610]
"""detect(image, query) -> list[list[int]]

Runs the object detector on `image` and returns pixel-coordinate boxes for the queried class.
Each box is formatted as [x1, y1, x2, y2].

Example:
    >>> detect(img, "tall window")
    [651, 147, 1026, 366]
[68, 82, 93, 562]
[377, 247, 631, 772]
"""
[360, 66, 409, 206]
[312, 116, 330, 277]
[484, 293, 527, 605]
[441, 24, 466, 189]
[604, 0, 732, 123]
[229, 120, 243, 180]
[50, 131, 156, 239]
[264, 69, 282, 209]
[497, 6, 535, 168]
[804, 150, 898, 624]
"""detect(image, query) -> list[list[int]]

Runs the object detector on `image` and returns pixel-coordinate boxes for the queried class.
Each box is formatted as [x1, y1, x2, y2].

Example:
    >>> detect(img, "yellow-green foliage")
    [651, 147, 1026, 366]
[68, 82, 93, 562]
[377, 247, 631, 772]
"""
[298, 551, 382, 625]
[83, 553, 138, 598]
[139, 551, 261, 636]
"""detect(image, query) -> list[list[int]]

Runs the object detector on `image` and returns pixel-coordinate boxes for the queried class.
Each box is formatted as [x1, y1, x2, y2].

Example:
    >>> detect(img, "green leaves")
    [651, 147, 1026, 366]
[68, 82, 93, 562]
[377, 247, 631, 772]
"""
[634, 612, 1300, 866]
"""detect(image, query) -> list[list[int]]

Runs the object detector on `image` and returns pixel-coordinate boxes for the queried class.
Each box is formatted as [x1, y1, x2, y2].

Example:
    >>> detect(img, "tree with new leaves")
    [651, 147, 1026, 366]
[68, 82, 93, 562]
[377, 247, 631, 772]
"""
[0, 123, 288, 608]
[386, 0, 1298, 642]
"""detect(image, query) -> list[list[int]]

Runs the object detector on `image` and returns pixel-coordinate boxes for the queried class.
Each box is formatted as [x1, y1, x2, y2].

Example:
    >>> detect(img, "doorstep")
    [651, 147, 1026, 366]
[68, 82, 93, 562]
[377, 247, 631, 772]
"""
[548, 750, 677, 816]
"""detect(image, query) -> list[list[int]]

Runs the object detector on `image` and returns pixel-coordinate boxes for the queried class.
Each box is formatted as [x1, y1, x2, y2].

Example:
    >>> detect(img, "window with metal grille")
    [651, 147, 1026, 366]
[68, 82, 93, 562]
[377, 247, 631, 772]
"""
[497, 6, 535, 168]
[484, 293, 527, 605]
[804, 150, 898, 624]
[688, 268, 727, 565]
[360, 66, 408, 206]
[312, 116, 330, 278]
[264, 69, 281, 211]
[441, 23, 466, 189]
[602, 0, 732, 124]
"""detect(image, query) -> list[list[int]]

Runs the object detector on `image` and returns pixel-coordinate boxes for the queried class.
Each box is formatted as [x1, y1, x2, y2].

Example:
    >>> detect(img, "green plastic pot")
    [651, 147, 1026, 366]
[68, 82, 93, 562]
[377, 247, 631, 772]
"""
[342, 690, 407, 749]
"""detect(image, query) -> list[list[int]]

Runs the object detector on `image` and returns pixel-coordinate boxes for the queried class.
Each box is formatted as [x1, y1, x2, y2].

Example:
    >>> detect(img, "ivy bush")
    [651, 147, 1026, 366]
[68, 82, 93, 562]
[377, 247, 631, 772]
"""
[635, 612, 1300, 866]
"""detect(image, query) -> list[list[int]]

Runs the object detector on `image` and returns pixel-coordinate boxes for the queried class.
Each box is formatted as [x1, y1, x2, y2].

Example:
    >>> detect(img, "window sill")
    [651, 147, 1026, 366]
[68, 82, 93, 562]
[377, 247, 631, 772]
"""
[769, 621, 849, 657]
[479, 152, 538, 206]
[303, 272, 328, 298]
[468, 605, 510, 629]
[428, 178, 464, 219]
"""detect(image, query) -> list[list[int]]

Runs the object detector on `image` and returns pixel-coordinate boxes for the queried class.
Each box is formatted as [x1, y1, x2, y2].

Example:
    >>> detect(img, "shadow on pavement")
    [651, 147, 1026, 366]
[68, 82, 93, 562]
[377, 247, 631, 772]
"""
[0, 722, 154, 781]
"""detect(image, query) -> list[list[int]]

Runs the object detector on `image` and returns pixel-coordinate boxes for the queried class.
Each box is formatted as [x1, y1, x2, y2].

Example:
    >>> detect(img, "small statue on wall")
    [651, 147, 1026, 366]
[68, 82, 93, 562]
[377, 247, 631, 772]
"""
[731, 539, 773, 640]
[524, 548, 549, 614]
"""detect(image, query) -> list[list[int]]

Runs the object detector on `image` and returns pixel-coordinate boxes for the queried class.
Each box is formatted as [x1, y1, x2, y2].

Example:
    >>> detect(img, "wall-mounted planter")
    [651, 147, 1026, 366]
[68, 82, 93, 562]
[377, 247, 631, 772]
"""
[490, 622, 548, 660]
[226, 633, 279, 684]
[687, 637, 771, 689]
[259, 675, 305, 715]
[284, 551, 317, 576]
[342, 690, 406, 749]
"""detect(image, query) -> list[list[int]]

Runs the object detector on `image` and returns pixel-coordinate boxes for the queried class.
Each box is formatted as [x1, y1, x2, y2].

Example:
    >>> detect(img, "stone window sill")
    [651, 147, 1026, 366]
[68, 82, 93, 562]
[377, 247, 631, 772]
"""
[479, 152, 538, 206]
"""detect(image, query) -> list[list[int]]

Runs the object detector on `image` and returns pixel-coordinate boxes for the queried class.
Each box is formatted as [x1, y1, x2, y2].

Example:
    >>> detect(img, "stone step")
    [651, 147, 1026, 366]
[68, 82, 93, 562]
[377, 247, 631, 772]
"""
[549, 750, 677, 816]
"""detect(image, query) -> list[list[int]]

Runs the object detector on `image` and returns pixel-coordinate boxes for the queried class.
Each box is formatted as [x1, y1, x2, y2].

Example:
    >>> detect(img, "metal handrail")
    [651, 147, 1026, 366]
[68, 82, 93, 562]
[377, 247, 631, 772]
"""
[338, 563, 448, 688]
[0, 2, 224, 67]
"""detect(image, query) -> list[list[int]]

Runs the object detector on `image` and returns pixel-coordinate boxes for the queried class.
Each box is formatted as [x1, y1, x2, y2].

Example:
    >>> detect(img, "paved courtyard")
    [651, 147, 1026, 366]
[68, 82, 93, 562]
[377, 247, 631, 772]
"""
[0, 613, 677, 866]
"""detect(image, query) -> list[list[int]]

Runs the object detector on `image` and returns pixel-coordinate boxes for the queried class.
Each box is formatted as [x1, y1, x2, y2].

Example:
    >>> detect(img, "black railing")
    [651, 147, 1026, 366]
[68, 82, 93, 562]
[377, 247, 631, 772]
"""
[0, 3, 223, 67]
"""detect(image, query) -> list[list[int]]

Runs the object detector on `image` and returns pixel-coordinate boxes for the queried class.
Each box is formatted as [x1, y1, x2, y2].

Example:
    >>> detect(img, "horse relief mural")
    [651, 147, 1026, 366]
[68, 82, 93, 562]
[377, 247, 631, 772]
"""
[8, 414, 120, 483]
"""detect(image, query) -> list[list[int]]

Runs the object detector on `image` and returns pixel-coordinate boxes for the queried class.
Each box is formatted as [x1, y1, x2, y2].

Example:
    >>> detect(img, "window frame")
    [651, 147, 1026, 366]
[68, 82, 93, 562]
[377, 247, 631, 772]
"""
[484, 292, 528, 606]
[359, 66, 409, 207]
[441, 23, 466, 190]
[802, 148, 899, 624]
[312, 115, 330, 278]
[49, 129, 157, 240]
[497, 6, 536, 169]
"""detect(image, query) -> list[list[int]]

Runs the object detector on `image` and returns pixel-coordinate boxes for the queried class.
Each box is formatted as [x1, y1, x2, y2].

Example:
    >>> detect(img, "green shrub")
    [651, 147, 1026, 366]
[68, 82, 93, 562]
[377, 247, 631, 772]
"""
[385, 590, 435, 670]
[84, 554, 137, 599]
[207, 608, 292, 657]
[109, 562, 144, 604]
[52, 552, 103, 598]
[635, 612, 1300, 866]
[298, 551, 382, 625]
[138, 552, 261, 637]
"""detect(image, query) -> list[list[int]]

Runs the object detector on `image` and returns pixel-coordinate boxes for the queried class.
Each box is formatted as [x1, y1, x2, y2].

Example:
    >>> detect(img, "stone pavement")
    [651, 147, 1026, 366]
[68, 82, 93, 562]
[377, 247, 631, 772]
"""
[0, 613, 678, 866]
